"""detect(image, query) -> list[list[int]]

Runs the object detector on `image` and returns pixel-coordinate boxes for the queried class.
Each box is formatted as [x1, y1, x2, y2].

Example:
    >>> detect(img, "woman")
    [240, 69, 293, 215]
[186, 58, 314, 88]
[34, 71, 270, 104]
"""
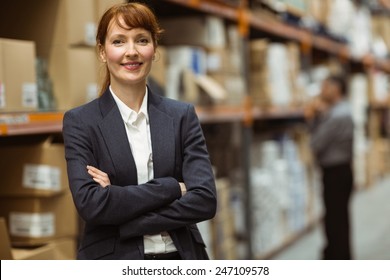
[62, 2, 217, 260]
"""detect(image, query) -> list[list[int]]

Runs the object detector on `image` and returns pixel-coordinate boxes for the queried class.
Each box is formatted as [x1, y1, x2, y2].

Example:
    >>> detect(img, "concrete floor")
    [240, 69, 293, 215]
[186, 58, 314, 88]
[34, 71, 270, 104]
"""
[272, 176, 390, 260]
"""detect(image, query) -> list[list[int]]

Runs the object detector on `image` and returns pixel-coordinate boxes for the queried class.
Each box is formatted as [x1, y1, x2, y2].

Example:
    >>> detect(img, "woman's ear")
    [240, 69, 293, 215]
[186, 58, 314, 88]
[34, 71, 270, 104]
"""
[98, 44, 107, 63]
[153, 49, 159, 62]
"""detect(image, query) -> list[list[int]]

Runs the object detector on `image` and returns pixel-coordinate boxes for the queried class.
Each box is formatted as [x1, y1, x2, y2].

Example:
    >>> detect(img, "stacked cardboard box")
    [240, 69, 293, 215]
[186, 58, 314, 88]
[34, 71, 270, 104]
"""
[49, 46, 100, 110]
[0, 218, 76, 260]
[0, 140, 68, 197]
[211, 178, 237, 260]
[207, 25, 246, 106]
[0, 193, 77, 246]
[249, 39, 270, 108]
[372, 14, 390, 56]
[264, 1, 384, 60]
[0, 0, 126, 111]
[161, 16, 222, 104]
[367, 69, 390, 106]
[45, 0, 112, 110]
[0, 38, 38, 112]
[160, 16, 227, 49]
[262, 0, 333, 25]
[306, 0, 332, 25]
[0, 139, 78, 251]
[159, 16, 246, 106]
[249, 40, 302, 110]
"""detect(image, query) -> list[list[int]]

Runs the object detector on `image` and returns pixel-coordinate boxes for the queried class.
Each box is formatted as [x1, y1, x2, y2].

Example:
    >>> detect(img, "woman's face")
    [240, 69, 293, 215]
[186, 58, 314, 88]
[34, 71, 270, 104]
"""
[100, 17, 155, 88]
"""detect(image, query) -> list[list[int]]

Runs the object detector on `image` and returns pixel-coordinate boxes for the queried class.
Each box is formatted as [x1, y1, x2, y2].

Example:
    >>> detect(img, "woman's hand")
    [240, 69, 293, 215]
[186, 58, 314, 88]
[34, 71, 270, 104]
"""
[87, 165, 111, 188]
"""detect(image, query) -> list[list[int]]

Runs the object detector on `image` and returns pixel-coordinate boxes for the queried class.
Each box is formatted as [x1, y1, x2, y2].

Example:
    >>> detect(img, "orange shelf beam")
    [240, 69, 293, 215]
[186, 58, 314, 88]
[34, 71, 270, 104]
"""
[0, 112, 64, 136]
[164, 0, 238, 20]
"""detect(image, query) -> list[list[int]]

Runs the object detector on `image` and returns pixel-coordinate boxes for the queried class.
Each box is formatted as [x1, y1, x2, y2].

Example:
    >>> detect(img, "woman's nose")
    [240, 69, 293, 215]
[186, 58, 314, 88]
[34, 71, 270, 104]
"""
[125, 43, 139, 57]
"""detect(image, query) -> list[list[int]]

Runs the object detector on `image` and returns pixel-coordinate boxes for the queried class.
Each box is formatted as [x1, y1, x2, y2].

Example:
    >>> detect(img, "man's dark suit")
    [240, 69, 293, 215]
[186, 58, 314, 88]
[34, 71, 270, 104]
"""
[62, 87, 217, 260]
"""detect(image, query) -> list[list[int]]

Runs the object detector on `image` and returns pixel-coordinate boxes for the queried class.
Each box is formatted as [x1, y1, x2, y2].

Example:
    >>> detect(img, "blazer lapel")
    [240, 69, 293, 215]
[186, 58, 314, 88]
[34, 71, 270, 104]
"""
[148, 92, 175, 178]
[98, 89, 138, 185]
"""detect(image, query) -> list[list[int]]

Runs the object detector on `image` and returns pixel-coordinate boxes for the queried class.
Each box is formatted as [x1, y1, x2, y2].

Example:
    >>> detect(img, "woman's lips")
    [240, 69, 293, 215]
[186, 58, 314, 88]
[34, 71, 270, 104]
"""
[122, 62, 143, 71]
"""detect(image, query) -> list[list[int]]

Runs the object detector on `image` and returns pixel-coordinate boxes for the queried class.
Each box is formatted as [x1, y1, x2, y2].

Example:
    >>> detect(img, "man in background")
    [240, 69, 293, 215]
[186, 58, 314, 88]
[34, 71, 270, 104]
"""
[305, 75, 354, 260]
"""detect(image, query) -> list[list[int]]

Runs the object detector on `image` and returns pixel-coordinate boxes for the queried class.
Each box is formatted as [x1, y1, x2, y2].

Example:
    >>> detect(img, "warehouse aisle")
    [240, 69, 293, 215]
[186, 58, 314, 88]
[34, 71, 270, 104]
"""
[271, 176, 390, 260]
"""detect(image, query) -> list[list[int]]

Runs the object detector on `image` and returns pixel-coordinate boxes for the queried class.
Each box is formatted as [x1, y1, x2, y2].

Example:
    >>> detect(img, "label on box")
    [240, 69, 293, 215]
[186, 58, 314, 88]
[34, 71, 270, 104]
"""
[9, 212, 55, 238]
[22, 83, 38, 108]
[0, 83, 5, 108]
[23, 164, 61, 191]
[86, 83, 98, 102]
[85, 22, 97, 46]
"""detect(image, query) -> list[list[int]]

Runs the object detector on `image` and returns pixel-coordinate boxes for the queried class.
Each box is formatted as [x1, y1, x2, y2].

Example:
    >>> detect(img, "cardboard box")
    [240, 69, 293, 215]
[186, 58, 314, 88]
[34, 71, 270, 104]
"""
[149, 46, 167, 88]
[160, 16, 226, 48]
[0, 0, 53, 56]
[49, 46, 100, 110]
[2, 217, 76, 260]
[12, 238, 77, 260]
[165, 46, 207, 101]
[209, 72, 246, 106]
[0, 193, 78, 246]
[212, 178, 237, 259]
[0, 0, 96, 57]
[0, 217, 13, 260]
[46, 0, 96, 48]
[0, 38, 38, 112]
[95, 0, 126, 22]
[249, 40, 271, 108]
[382, 16, 390, 51]
[207, 48, 242, 75]
[166, 46, 208, 76]
[372, 15, 390, 53]
[367, 69, 390, 106]
[0, 140, 67, 197]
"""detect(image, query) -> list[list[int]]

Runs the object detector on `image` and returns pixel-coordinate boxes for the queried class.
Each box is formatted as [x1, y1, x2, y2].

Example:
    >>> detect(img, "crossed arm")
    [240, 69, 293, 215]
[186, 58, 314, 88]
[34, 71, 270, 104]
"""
[86, 165, 187, 196]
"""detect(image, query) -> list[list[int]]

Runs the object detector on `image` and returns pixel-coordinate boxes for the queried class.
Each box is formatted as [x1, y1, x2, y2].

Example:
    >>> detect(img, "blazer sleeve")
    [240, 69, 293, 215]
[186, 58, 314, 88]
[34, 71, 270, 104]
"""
[119, 104, 217, 239]
[63, 110, 182, 226]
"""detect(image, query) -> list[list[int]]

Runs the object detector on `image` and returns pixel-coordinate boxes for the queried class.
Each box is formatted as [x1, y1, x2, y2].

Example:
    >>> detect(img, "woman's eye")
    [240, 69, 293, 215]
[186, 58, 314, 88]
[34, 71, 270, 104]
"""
[138, 38, 149, 44]
[113, 40, 123, 45]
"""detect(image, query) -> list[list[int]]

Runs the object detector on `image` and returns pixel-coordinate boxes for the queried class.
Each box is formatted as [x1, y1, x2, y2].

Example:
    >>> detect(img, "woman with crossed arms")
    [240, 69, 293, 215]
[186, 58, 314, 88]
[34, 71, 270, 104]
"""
[62, 2, 217, 260]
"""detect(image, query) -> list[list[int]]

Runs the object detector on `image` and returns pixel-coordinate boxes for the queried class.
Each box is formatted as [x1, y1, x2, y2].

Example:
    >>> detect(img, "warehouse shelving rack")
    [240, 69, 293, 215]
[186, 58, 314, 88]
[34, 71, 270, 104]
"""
[1, 0, 389, 134]
[139, 0, 390, 260]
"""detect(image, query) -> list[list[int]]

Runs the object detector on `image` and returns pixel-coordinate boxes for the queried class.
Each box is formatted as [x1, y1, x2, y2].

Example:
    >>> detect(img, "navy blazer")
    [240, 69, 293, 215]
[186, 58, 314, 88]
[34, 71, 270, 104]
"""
[62, 87, 217, 260]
